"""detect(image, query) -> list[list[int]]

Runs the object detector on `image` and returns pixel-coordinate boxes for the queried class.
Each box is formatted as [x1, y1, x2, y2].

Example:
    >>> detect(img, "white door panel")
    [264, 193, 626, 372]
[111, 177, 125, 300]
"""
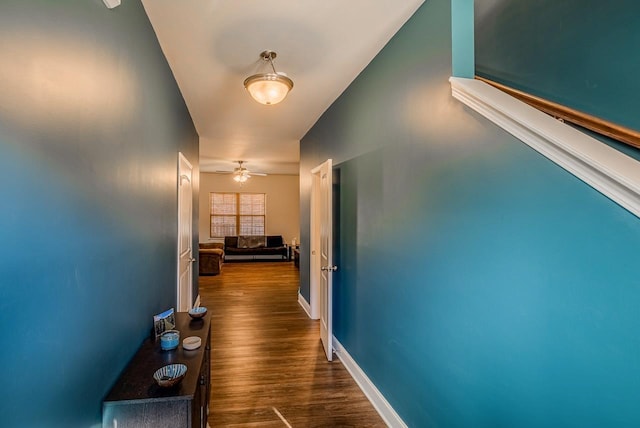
[177, 152, 193, 312]
[313, 159, 334, 361]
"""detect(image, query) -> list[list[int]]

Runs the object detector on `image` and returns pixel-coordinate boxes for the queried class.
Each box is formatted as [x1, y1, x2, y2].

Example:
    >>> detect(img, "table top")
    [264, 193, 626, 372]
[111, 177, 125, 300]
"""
[104, 312, 210, 404]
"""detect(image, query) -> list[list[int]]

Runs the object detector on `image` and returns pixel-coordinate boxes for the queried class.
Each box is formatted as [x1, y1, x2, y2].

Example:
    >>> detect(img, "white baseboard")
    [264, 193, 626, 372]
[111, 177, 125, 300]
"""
[298, 293, 312, 318]
[333, 337, 407, 428]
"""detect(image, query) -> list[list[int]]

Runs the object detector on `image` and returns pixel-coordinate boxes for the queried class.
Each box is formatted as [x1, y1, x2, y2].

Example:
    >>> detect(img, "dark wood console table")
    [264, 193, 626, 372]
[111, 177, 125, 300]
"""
[102, 312, 211, 428]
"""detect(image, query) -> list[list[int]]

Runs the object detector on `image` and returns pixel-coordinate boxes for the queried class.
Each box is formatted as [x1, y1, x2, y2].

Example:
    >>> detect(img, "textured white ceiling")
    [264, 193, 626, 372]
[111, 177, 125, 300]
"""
[142, 0, 424, 175]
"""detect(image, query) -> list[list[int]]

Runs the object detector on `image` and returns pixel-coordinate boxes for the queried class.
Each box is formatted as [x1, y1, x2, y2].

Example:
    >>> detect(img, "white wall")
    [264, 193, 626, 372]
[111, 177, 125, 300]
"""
[199, 172, 299, 245]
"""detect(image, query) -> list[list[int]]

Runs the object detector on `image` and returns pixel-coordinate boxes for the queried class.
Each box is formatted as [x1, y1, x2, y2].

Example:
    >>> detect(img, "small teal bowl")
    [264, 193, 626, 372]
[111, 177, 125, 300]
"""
[160, 330, 180, 350]
[188, 307, 207, 319]
[153, 363, 187, 387]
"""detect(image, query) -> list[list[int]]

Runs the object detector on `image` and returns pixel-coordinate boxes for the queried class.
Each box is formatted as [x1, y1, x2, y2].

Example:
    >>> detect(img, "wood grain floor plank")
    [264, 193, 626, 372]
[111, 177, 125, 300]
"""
[200, 262, 386, 427]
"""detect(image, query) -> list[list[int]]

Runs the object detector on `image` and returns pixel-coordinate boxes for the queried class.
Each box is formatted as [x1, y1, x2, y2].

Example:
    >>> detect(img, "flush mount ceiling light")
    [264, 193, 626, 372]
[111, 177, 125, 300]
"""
[243, 50, 293, 105]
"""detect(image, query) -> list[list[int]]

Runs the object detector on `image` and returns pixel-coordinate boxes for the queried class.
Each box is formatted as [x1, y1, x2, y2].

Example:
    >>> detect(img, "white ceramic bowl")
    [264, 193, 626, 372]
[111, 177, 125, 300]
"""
[183, 336, 202, 350]
[153, 363, 187, 388]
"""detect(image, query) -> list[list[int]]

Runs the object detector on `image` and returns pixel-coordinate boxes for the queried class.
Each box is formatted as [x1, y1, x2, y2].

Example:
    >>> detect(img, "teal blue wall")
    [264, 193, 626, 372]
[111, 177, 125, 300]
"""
[300, 0, 640, 426]
[475, 0, 640, 132]
[0, 1, 199, 426]
[451, 0, 474, 77]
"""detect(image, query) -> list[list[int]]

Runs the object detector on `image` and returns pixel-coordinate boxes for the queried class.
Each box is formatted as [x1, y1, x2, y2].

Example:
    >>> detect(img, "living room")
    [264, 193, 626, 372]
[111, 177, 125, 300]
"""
[198, 170, 299, 265]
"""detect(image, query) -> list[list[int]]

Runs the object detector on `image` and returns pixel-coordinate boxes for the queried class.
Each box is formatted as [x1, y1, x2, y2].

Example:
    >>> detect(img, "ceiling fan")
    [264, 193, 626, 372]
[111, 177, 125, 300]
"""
[215, 161, 267, 183]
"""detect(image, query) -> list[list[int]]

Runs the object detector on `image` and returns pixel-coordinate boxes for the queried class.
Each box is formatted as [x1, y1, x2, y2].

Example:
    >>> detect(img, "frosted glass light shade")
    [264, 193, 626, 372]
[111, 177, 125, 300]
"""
[234, 173, 248, 183]
[244, 73, 293, 105]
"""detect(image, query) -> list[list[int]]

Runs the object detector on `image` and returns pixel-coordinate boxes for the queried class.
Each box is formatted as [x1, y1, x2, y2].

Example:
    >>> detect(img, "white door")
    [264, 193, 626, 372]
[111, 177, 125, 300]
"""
[313, 159, 335, 361]
[177, 152, 194, 312]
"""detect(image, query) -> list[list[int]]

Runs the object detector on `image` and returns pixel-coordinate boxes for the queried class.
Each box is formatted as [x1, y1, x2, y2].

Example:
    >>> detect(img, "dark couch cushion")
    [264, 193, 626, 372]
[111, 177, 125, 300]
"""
[224, 236, 238, 248]
[266, 235, 284, 247]
[224, 235, 287, 259]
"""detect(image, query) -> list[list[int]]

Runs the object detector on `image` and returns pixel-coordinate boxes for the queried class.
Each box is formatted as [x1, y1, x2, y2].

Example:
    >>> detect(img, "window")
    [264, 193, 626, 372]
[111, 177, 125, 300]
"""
[210, 192, 266, 237]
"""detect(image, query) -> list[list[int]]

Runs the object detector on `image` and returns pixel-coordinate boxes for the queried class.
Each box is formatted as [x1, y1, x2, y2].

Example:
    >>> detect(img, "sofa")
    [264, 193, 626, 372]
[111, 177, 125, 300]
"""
[199, 242, 224, 275]
[224, 235, 288, 260]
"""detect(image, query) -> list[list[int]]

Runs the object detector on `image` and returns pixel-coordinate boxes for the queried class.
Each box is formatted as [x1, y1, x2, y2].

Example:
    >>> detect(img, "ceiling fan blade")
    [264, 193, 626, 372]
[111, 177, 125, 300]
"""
[214, 162, 267, 177]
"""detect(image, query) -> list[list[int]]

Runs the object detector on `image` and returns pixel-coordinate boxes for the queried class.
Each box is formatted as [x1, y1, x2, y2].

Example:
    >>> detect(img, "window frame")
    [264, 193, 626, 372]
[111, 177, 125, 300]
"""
[209, 192, 266, 237]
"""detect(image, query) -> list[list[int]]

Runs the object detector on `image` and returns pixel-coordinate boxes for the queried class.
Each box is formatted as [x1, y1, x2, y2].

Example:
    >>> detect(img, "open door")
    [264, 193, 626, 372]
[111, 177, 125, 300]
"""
[312, 159, 336, 361]
[177, 152, 194, 312]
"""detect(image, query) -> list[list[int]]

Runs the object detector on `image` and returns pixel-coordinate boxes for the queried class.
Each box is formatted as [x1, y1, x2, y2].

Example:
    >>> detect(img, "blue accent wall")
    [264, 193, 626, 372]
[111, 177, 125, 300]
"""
[475, 0, 640, 132]
[451, 0, 474, 78]
[0, 1, 199, 426]
[300, 0, 640, 426]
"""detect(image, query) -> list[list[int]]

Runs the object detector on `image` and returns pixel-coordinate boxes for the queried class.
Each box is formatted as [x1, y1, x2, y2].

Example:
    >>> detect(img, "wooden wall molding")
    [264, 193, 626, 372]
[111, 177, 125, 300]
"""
[449, 77, 640, 219]
[475, 76, 640, 150]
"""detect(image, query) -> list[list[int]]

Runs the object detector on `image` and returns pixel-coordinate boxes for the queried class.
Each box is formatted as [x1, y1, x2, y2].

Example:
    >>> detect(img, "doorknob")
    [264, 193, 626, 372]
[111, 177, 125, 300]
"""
[189, 258, 196, 263]
[321, 265, 338, 272]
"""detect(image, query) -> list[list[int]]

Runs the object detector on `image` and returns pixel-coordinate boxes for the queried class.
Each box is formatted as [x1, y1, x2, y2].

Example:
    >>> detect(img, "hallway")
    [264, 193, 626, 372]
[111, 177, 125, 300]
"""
[200, 261, 385, 427]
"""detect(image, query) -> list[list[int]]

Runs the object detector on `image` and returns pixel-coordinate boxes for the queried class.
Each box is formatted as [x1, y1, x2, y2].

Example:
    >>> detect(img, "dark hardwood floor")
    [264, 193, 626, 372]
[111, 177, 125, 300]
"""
[199, 261, 386, 427]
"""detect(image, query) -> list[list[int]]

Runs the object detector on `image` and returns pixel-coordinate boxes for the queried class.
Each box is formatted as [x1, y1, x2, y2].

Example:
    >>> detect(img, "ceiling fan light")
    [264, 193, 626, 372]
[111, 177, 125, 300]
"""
[233, 169, 249, 183]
